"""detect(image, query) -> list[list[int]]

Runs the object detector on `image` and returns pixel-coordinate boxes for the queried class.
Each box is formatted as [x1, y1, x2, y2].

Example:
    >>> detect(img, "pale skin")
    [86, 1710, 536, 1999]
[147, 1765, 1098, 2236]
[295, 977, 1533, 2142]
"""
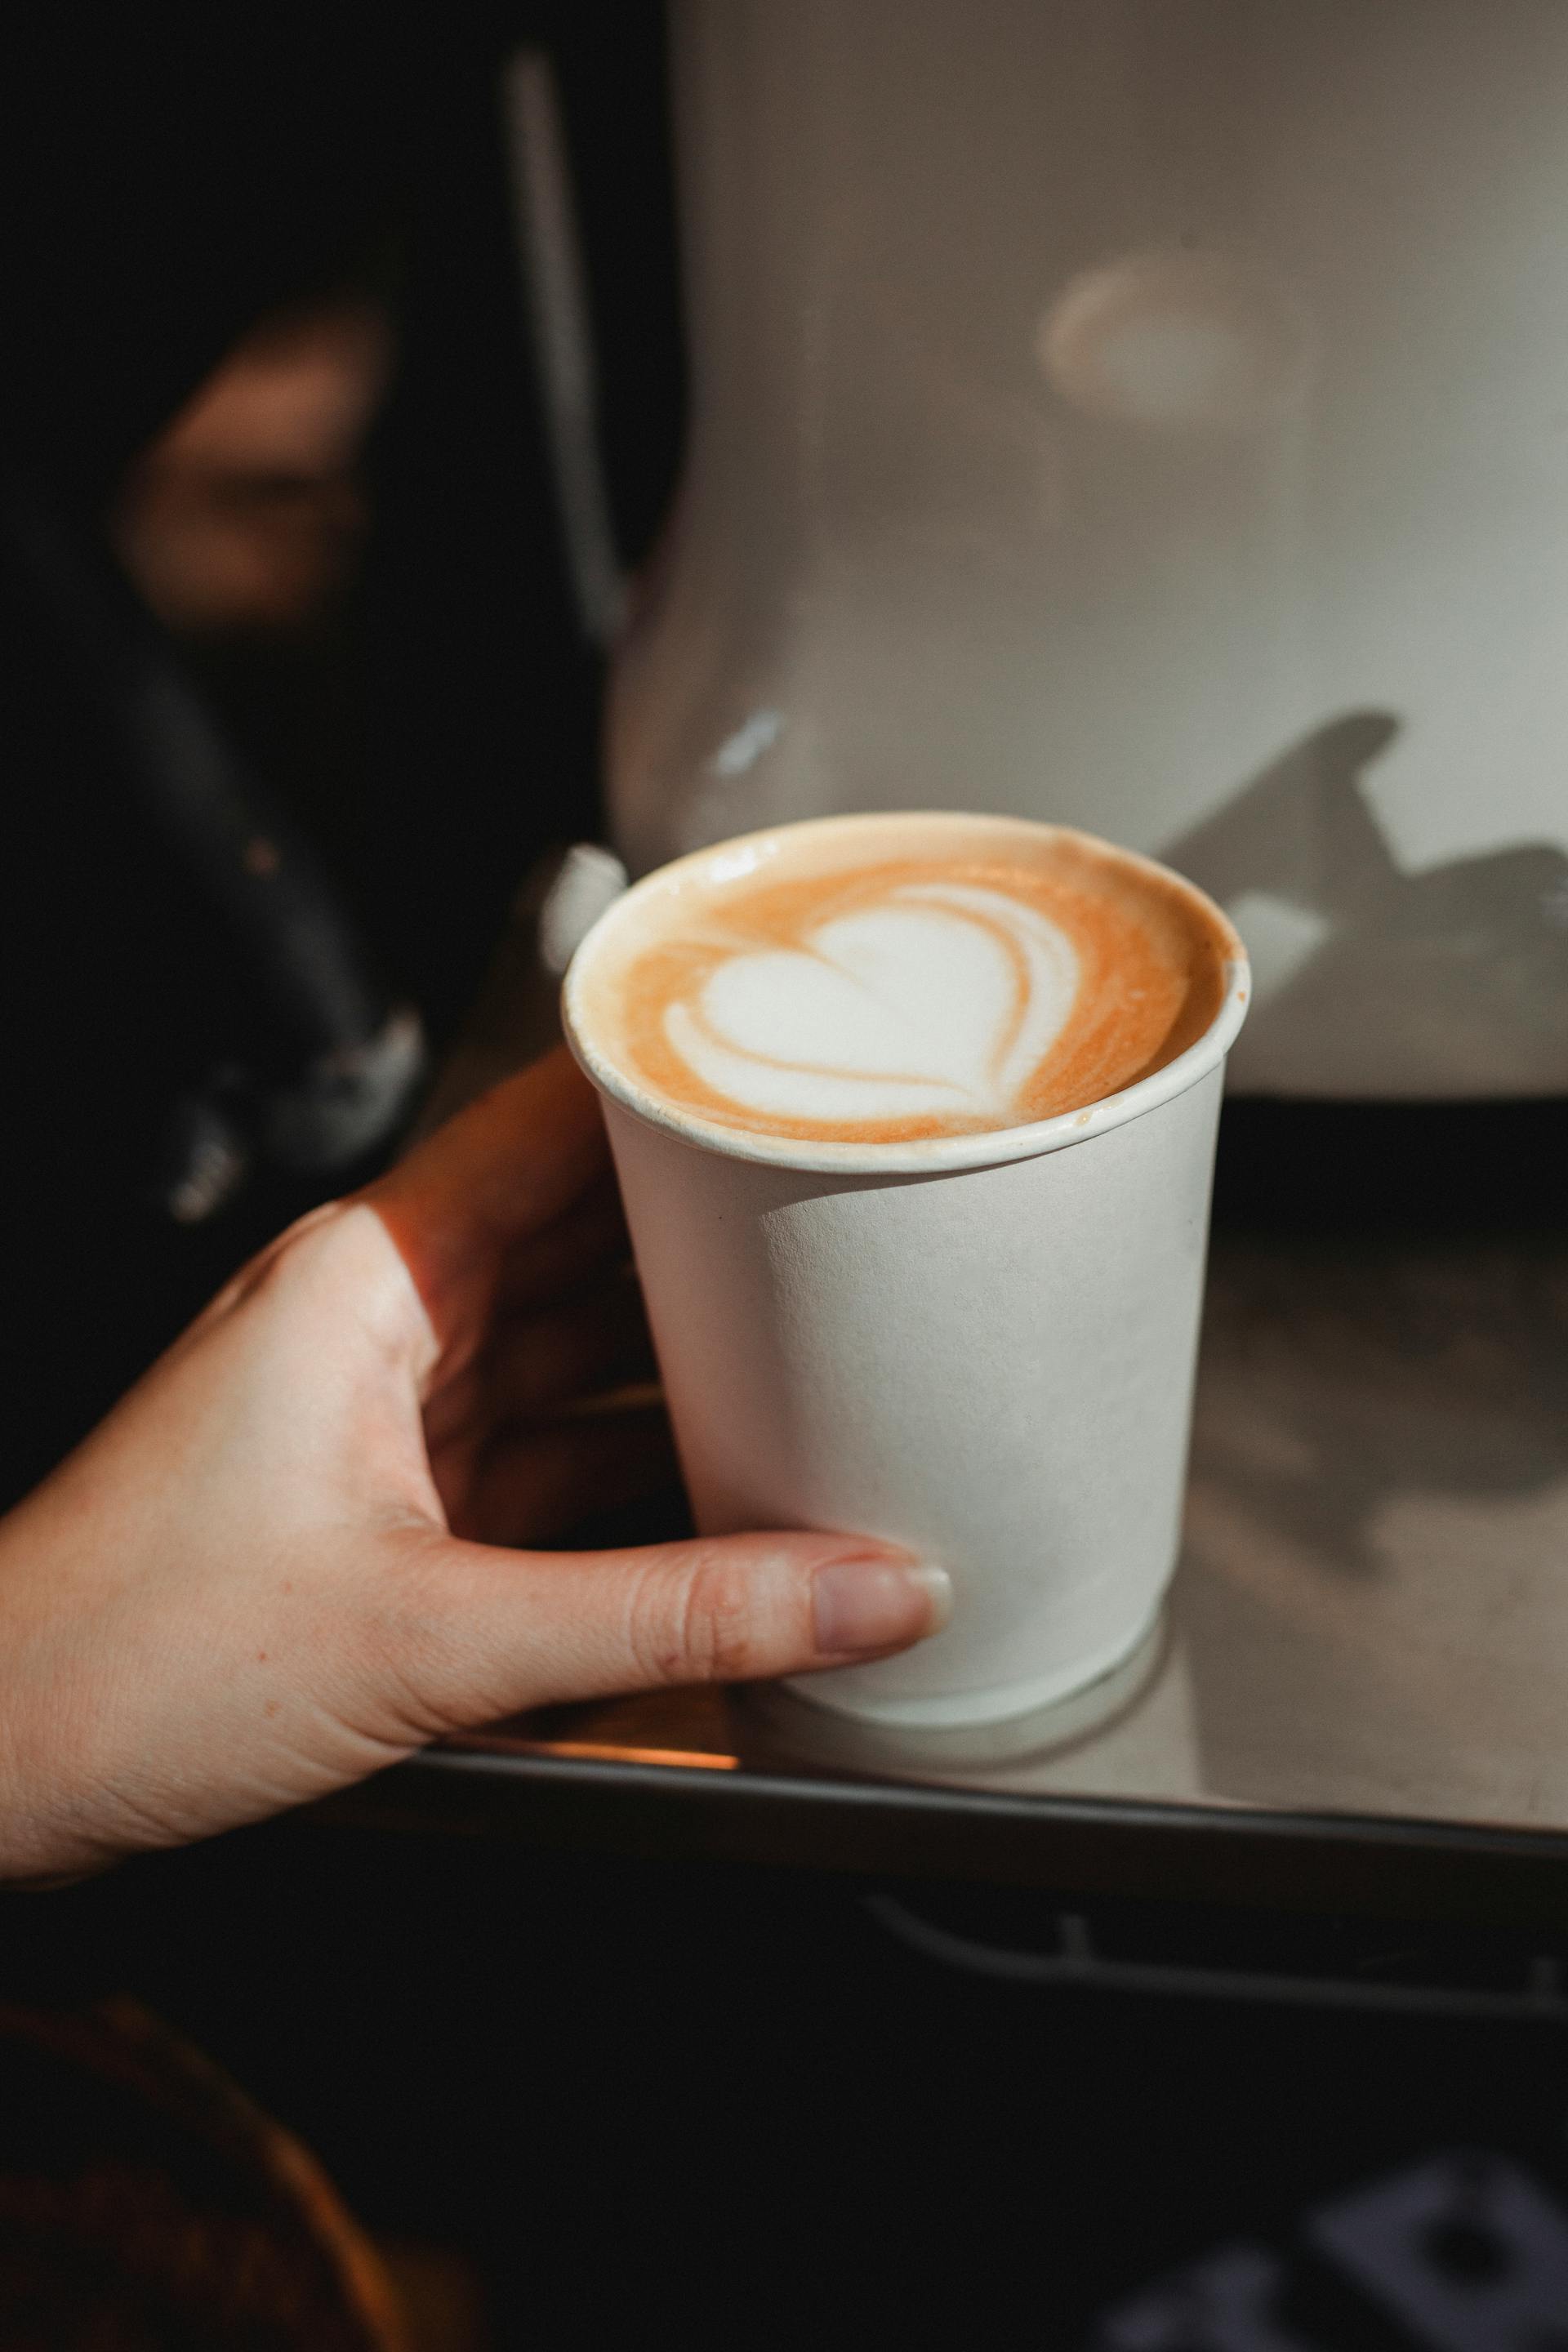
[0, 1049, 948, 1883]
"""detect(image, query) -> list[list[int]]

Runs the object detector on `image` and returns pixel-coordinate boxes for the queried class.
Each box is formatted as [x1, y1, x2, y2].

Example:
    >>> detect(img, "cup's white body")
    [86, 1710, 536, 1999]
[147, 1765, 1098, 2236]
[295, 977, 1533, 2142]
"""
[600, 1063, 1223, 1726]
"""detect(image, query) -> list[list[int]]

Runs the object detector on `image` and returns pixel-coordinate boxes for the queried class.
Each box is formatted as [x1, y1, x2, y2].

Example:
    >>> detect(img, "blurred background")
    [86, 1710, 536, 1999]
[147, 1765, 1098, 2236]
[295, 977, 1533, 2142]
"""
[0, 0, 683, 1501]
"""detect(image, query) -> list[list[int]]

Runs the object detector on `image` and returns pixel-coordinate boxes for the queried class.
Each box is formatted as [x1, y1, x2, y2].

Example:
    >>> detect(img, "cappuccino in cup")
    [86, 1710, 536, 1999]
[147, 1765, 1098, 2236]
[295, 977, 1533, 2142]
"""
[569, 824, 1229, 1148]
[566, 813, 1247, 1729]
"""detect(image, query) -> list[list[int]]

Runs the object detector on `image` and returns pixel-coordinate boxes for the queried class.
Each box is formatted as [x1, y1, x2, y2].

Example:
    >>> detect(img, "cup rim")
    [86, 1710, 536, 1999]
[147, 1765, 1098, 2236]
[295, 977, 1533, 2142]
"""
[563, 811, 1250, 1175]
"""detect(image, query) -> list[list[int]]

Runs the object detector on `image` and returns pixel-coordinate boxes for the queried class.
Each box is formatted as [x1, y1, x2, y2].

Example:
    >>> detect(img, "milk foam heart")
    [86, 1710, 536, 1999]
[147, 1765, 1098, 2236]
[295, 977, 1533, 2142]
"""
[666, 884, 1080, 1127]
[574, 829, 1231, 1146]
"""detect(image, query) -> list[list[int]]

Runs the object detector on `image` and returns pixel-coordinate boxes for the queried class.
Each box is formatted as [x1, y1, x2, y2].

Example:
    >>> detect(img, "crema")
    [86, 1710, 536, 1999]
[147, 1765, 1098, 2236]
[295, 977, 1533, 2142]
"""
[569, 817, 1232, 1147]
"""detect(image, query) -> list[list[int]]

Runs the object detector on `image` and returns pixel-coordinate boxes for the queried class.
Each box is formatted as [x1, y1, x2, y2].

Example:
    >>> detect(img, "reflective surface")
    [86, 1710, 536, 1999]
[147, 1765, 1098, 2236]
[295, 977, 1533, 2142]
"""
[462, 1227, 1568, 1837]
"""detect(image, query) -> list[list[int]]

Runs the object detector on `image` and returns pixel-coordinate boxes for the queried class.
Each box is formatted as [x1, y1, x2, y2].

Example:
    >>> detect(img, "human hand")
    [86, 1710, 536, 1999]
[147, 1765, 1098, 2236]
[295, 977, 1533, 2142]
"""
[0, 1049, 948, 1881]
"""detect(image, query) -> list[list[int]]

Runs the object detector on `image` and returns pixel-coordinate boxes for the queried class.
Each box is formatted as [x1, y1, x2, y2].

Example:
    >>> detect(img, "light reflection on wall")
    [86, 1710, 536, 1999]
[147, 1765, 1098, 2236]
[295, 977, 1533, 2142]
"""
[1036, 249, 1314, 436]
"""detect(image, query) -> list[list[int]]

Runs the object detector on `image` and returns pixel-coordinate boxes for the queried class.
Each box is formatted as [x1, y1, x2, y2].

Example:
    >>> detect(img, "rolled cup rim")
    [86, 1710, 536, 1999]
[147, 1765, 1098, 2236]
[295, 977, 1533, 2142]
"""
[563, 811, 1251, 1176]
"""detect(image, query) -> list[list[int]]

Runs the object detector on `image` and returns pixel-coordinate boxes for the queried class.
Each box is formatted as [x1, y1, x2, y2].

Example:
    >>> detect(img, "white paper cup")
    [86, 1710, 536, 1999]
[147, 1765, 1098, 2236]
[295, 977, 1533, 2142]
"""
[564, 813, 1249, 1729]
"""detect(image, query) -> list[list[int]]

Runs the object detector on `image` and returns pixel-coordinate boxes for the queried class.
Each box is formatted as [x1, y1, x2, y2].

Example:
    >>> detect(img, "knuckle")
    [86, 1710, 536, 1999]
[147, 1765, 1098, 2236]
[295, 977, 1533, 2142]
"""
[627, 1548, 762, 1686]
[238, 1202, 354, 1299]
[212, 1200, 428, 1370]
[197, 1201, 359, 1334]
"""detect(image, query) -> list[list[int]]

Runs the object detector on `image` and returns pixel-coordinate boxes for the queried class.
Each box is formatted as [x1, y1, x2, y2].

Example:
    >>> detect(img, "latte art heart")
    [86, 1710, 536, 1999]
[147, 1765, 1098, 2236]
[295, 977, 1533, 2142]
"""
[582, 836, 1227, 1145]
[665, 885, 1080, 1126]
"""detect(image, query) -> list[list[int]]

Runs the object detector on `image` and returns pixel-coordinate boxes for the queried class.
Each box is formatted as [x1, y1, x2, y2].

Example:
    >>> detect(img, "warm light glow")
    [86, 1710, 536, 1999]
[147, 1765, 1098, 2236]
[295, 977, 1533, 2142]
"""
[533, 1741, 737, 1771]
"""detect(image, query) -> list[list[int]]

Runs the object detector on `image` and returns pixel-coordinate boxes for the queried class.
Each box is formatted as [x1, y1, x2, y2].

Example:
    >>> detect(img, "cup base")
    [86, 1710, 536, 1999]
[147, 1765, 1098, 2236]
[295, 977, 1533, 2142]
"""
[778, 1597, 1167, 1733]
[741, 1608, 1167, 1775]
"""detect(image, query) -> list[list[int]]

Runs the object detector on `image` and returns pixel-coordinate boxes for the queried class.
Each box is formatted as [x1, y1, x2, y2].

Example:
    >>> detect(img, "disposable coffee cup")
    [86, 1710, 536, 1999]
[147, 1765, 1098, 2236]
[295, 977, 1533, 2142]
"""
[564, 812, 1248, 1729]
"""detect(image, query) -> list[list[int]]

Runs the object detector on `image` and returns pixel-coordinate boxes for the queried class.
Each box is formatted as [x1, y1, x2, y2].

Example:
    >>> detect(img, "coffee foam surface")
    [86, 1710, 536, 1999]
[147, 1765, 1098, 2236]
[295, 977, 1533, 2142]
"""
[572, 824, 1231, 1147]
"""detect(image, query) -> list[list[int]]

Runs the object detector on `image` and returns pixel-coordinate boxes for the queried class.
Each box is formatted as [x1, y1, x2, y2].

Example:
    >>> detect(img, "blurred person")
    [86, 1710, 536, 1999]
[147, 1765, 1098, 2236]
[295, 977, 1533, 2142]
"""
[0, 0, 630, 1495]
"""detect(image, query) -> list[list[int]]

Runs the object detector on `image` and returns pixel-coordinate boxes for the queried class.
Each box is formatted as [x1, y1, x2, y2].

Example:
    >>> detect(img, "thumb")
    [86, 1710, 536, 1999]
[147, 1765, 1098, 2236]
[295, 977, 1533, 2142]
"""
[394, 1529, 954, 1726]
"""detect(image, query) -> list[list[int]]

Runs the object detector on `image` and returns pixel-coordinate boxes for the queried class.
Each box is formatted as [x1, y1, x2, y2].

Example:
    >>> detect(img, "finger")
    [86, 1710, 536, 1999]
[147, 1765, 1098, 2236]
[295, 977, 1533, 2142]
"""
[487, 1276, 653, 1422]
[460, 1405, 678, 1547]
[383, 1526, 955, 1729]
[496, 1171, 630, 1312]
[365, 1048, 607, 1327]
[423, 1273, 651, 1471]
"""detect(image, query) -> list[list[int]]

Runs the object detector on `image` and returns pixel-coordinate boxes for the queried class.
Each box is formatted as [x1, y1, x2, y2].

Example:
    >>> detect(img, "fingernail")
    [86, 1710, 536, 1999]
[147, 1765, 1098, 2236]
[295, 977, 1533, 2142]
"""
[812, 1554, 953, 1658]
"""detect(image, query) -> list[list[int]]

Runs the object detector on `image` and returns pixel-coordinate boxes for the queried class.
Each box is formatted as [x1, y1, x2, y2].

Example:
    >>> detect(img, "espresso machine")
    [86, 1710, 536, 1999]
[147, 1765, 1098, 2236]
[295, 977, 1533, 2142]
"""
[602, 0, 1568, 1108]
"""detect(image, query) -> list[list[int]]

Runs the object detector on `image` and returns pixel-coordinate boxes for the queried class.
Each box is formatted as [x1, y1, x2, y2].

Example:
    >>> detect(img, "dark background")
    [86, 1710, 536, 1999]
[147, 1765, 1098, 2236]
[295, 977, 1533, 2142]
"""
[0, 0, 684, 1499]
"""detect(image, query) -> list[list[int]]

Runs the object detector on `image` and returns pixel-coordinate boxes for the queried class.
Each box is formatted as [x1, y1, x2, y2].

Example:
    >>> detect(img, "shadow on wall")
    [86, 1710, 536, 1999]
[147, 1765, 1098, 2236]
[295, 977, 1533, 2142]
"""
[1165, 711, 1568, 1098]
